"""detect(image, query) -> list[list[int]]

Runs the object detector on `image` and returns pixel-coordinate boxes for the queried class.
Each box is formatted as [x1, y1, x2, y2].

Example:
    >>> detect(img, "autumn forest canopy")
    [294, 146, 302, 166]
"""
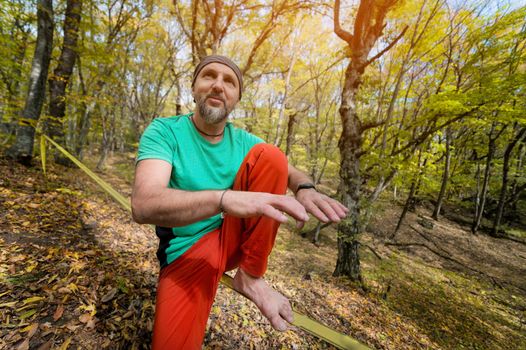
[1, 0, 526, 348]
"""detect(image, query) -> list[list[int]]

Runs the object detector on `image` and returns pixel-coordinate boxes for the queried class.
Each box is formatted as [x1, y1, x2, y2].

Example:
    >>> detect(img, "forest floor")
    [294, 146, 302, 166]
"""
[0, 153, 525, 350]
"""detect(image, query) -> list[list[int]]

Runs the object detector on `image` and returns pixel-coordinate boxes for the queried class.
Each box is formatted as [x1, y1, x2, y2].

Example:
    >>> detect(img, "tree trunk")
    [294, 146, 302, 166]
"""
[334, 61, 364, 279]
[284, 112, 297, 156]
[333, 0, 404, 280]
[492, 126, 526, 236]
[472, 122, 508, 233]
[7, 0, 54, 164]
[432, 128, 452, 219]
[394, 181, 417, 234]
[75, 102, 94, 160]
[73, 59, 93, 160]
[472, 133, 496, 233]
[47, 0, 82, 165]
[394, 153, 427, 235]
[334, 221, 361, 281]
[96, 106, 115, 171]
[274, 51, 297, 146]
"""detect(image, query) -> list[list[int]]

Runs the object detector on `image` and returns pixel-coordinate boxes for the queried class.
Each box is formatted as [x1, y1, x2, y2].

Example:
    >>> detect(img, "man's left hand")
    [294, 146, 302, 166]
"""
[294, 188, 348, 229]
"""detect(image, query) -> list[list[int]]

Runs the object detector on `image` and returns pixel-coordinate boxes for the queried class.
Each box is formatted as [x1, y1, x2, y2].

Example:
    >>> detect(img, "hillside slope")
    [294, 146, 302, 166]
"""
[0, 156, 524, 349]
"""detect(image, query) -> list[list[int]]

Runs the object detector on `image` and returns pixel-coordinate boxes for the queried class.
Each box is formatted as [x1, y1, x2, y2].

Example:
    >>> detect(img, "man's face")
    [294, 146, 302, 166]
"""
[193, 62, 240, 124]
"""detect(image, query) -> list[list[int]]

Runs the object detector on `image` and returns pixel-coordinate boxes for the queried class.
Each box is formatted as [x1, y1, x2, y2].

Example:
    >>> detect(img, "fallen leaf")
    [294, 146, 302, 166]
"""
[67, 283, 79, 293]
[57, 287, 71, 294]
[86, 318, 96, 330]
[19, 309, 37, 320]
[65, 323, 80, 332]
[53, 305, 64, 321]
[37, 340, 52, 350]
[79, 313, 91, 323]
[27, 323, 39, 339]
[22, 296, 45, 305]
[16, 339, 29, 350]
[57, 337, 72, 350]
[101, 287, 117, 303]
[0, 301, 17, 308]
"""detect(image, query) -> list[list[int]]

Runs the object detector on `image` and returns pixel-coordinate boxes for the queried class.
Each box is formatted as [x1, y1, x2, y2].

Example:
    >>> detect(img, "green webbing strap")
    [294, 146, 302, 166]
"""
[41, 135, 131, 211]
[40, 134, 370, 350]
[220, 275, 370, 350]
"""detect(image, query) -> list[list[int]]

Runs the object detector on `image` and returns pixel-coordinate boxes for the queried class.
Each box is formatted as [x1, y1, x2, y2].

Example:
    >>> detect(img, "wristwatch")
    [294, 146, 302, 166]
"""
[296, 183, 316, 193]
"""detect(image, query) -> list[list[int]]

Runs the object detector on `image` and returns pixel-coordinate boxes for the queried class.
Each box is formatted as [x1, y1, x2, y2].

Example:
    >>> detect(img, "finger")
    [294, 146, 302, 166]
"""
[314, 198, 341, 222]
[296, 220, 305, 229]
[272, 196, 309, 222]
[260, 205, 288, 223]
[327, 198, 347, 218]
[338, 201, 349, 212]
[304, 202, 330, 223]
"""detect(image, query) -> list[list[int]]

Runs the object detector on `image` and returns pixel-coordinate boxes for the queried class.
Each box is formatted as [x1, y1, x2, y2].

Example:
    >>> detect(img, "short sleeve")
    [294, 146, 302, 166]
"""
[245, 132, 264, 148]
[136, 119, 174, 165]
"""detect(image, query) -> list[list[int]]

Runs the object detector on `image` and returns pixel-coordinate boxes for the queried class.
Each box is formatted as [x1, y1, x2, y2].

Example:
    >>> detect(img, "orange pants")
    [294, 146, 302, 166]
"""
[152, 144, 288, 349]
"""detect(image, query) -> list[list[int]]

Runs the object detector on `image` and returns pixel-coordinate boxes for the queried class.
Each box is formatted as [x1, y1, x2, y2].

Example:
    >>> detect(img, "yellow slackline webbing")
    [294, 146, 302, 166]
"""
[39, 134, 370, 350]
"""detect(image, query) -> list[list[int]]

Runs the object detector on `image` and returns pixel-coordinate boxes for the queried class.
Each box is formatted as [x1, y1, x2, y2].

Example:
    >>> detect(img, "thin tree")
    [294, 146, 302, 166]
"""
[7, 0, 54, 164]
[492, 125, 526, 236]
[47, 0, 82, 165]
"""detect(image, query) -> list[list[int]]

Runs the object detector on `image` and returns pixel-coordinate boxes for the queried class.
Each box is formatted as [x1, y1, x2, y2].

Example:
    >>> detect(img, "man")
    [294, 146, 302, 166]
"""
[132, 55, 347, 349]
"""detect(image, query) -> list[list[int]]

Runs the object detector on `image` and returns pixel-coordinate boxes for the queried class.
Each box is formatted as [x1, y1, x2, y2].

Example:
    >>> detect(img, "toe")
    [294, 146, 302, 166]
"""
[270, 315, 288, 332]
[280, 301, 294, 324]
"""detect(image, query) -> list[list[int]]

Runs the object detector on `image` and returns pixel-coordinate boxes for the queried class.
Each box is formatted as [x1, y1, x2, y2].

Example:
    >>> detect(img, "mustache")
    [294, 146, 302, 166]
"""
[206, 93, 226, 105]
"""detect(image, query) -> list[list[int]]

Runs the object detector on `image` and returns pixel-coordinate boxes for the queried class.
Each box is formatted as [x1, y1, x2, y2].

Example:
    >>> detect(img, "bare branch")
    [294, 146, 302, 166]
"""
[365, 25, 408, 67]
[333, 0, 353, 44]
[361, 120, 385, 132]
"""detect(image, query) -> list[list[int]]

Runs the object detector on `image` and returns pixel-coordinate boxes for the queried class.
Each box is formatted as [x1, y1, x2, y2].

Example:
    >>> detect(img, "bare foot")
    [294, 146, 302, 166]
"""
[233, 268, 293, 331]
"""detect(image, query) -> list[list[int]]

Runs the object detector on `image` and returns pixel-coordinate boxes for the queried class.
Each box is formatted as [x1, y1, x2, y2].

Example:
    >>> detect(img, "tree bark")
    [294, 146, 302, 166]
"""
[7, 0, 54, 165]
[285, 112, 297, 156]
[432, 127, 452, 219]
[47, 0, 82, 165]
[472, 122, 505, 233]
[492, 126, 526, 236]
[333, 0, 404, 280]
[394, 152, 427, 235]
[274, 48, 297, 146]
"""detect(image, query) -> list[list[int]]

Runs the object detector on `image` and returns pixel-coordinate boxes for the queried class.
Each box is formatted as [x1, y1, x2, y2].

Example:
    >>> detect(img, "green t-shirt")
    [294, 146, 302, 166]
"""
[137, 113, 263, 267]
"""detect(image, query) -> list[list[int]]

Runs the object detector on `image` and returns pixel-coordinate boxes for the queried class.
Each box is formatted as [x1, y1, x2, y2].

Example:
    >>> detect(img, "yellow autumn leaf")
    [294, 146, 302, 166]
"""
[26, 262, 38, 273]
[67, 283, 79, 293]
[212, 306, 221, 315]
[22, 296, 45, 305]
[0, 301, 17, 308]
[79, 303, 97, 317]
[19, 309, 37, 320]
[58, 337, 72, 350]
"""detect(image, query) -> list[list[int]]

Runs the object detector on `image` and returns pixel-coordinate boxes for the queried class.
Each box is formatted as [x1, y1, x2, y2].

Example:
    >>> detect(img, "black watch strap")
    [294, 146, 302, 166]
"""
[296, 183, 316, 193]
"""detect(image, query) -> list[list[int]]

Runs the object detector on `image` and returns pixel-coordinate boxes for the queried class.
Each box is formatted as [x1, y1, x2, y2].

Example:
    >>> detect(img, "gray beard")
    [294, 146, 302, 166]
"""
[197, 96, 230, 124]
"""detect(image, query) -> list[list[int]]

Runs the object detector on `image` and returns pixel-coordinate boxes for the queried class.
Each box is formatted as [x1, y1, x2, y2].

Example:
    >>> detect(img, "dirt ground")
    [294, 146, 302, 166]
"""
[1, 156, 525, 349]
[368, 202, 526, 293]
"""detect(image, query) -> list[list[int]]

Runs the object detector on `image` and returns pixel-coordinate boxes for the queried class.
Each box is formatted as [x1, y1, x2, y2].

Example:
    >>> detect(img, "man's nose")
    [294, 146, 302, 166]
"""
[211, 78, 225, 93]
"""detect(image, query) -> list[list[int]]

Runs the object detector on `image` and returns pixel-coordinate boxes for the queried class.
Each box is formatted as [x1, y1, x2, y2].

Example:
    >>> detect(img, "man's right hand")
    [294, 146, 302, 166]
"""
[220, 190, 310, 227]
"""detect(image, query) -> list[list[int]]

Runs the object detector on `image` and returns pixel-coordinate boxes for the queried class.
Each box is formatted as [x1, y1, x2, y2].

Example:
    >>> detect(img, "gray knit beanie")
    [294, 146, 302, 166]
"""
[191, 55, 243, 100]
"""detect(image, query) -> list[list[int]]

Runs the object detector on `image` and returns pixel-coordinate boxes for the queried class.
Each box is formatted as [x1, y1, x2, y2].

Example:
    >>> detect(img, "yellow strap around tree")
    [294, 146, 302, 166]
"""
[39, 134, 370, 350]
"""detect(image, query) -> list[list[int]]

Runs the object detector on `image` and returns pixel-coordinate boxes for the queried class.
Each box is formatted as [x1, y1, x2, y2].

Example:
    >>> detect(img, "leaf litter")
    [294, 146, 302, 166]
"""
[1, 155, 524, 349]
